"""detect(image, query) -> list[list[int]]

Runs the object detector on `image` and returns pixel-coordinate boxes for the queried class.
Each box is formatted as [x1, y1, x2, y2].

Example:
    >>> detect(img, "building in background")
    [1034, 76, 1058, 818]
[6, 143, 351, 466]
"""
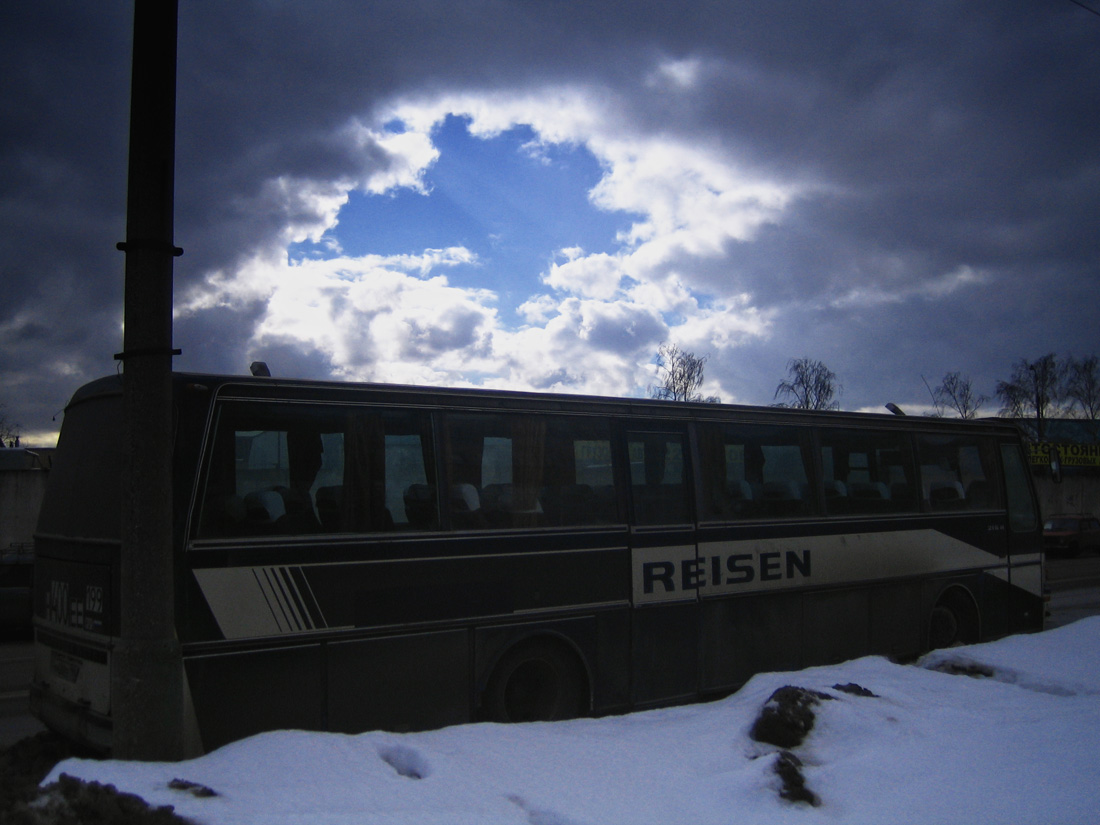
[1023, 419, 1100, 521]
[1, 446, 53, 634]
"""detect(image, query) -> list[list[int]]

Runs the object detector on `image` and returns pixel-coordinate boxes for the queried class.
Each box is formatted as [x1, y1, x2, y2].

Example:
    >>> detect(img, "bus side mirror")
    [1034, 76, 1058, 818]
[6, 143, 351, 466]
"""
[1050, 446, 1062, 484]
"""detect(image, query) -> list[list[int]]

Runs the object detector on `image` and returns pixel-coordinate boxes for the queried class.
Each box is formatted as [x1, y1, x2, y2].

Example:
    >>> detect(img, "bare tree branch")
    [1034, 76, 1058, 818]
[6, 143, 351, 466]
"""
[0, 402, 20, 447]
[933, 371, 988, 419]
[650, 343, 719, 403]
[774, 357, 839, 410]
[995, 353, 1066, 440]
[1066, 355, 1100, 420]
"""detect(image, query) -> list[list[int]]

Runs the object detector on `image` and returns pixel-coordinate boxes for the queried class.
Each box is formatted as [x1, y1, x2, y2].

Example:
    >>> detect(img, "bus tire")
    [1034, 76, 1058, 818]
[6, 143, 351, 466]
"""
[928, 587, 980, 650]
[483, 639, 587, 723]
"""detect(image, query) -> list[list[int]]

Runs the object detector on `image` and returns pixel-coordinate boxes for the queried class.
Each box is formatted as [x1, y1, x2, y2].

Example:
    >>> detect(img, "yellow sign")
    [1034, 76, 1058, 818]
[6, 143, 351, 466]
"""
[1027, 442, 1100, 468]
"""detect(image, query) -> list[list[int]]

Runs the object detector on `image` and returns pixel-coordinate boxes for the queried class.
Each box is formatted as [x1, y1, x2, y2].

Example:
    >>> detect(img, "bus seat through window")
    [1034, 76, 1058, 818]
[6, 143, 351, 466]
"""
[850, 481, 889, 501]
[929, 481, 966, 509]
[710, 479, 753, 519]
[450, 483, 487, 528]
[245, 490, 285, 524]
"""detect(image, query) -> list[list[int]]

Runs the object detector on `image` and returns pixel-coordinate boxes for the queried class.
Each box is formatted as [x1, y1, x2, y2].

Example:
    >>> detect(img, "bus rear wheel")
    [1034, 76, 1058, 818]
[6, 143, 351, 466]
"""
[928, 588, 980, 650]
[483, 640, 587, 723]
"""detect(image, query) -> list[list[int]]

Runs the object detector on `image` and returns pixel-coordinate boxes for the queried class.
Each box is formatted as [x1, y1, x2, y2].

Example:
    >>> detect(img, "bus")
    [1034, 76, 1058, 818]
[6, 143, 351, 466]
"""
[31, 372, 1043, 755]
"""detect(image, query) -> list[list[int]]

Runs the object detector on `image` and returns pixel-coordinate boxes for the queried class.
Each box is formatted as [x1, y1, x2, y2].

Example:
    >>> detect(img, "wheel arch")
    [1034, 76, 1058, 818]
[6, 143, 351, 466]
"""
[474, 622, 595, 720]
[926, 582, 982, 650]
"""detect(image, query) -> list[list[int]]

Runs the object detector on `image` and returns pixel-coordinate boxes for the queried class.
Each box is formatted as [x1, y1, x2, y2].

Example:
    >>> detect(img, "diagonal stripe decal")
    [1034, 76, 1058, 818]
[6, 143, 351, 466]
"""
[257, 566, 307, 632]
[194, 566, 330, 639]
[288, 565, 328, 629]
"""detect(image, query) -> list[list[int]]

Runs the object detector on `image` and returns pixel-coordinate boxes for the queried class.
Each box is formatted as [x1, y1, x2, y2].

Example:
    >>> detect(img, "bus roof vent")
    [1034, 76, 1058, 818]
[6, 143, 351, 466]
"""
[250, 361, 271, 377]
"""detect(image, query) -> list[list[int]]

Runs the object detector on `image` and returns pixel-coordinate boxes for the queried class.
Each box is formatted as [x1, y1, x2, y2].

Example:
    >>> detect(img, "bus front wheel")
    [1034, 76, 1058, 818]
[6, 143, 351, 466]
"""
[483, 639, 587, 723]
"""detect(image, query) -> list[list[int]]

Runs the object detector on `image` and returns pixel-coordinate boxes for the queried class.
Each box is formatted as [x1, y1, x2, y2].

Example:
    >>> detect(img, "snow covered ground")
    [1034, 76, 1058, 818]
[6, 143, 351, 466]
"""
[45, 617, 1100, 825]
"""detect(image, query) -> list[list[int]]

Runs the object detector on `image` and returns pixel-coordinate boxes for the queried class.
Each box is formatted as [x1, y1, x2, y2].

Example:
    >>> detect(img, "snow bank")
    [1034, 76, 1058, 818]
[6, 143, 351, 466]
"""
[45, 617, 1100, 824]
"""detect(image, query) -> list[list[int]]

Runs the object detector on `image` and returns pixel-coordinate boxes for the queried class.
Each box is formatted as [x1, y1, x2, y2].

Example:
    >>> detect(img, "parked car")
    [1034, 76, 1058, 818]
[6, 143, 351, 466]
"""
[1043, 514, 1100, 557]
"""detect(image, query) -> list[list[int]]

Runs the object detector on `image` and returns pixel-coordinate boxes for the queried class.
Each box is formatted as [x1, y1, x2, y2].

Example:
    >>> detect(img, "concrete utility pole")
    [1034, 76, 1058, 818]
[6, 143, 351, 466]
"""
[112, 0, 185, 760]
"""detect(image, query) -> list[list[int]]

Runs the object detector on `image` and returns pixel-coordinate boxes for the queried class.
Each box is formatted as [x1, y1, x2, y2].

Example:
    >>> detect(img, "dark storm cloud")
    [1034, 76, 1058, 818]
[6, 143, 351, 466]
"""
[2, 0, 1099, 438]
[662, 2, 1100, 407]
[167, 0, 674, 284]
[173, 300, 270, 377]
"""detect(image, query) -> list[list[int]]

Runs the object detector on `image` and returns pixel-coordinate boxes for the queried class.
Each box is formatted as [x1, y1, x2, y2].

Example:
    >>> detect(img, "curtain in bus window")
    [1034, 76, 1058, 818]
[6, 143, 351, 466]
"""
[343, 412, 389, 532]
[444, 415, 492, 529]
[511, 417, 546, 527]
[197, 412, 239, 537]
[917, 434, 1001, 512]
[283, 428, 324, 532]
[697, 424, 728, 520]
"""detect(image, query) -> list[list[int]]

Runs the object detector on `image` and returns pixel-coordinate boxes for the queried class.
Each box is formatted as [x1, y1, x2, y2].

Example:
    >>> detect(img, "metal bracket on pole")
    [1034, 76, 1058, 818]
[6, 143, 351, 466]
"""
[116, 239, 184, 256]
[114, 348, 182, 361]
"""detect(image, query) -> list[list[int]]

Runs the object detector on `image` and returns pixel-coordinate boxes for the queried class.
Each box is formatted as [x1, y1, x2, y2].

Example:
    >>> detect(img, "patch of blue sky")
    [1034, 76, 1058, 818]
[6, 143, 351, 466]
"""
[289, 115, 640, 324]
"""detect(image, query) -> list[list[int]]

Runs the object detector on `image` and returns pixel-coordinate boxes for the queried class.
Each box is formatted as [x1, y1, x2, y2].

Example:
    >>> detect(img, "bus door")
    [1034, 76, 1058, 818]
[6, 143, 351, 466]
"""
[999, 440, 1044, 633]
[625, 426, 699, 705]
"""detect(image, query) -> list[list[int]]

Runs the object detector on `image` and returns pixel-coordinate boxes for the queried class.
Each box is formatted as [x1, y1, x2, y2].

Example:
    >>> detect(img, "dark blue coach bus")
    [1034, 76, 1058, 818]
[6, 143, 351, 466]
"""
[31, 372, 1043, 754]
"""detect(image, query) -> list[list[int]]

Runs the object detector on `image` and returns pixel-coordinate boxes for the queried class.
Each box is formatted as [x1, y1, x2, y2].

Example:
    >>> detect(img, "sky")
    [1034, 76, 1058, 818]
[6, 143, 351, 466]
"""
[35, 616, 1100, 824]
[2, 2, 1100, 444]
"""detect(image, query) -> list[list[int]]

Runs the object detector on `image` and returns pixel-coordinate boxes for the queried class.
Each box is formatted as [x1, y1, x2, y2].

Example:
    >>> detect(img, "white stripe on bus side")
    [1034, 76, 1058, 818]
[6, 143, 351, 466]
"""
[194, 566, 324, 639]
[1010, 562, 1044, 597]
[633, 529, 1009, 605]
[256, 566, 313, 632]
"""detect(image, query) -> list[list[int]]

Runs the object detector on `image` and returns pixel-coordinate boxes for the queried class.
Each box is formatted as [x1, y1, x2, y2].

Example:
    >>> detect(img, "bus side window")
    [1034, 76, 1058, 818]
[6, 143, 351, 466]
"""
[545, 417, 615, 526]
[916, 434, 1001, 512]
[344, 410, 437, 533]
[198, 405, 329, 537]
[444, 413, 616, 530]
[197, 404, 438, 538]
[698, 423, 812, 521]
[386, 428, 437, 530]
[819, 429, 917, 516]
[628, 431, 691, 526]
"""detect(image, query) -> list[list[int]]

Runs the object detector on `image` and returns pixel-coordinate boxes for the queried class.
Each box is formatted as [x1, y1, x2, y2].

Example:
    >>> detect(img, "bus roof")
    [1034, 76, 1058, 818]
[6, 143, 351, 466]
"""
[66, 371, 1022, 435]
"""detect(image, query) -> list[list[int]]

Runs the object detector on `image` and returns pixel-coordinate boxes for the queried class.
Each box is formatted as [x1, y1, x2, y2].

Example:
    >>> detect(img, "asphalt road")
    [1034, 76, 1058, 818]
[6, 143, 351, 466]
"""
[1045, 554, 1100, 629]
[3, 553, 1100, 751]
[1045, 554, 1100, 590]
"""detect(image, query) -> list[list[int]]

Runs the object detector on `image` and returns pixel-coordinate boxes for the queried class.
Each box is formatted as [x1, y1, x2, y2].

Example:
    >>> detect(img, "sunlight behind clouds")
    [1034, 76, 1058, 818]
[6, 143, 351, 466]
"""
[356, 123, 440, 196]
[544, 251, 625, 300]
[5, 2, 1097, 441]
[827, 264, 992, 310]
[178, 77, 803, 400]
[646, 57, 704, 89]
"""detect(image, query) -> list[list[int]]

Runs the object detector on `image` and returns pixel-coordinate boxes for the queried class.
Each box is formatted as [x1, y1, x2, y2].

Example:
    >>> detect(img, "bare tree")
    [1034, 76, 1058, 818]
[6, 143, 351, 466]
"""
[995, 353, 1065, 440]
[0, 402, 19, 447]
[650, 343, 720, 403]
[774, 357, 839, 410]
[932, 371, 988, 419]
[1065, 355, 1100, 420]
